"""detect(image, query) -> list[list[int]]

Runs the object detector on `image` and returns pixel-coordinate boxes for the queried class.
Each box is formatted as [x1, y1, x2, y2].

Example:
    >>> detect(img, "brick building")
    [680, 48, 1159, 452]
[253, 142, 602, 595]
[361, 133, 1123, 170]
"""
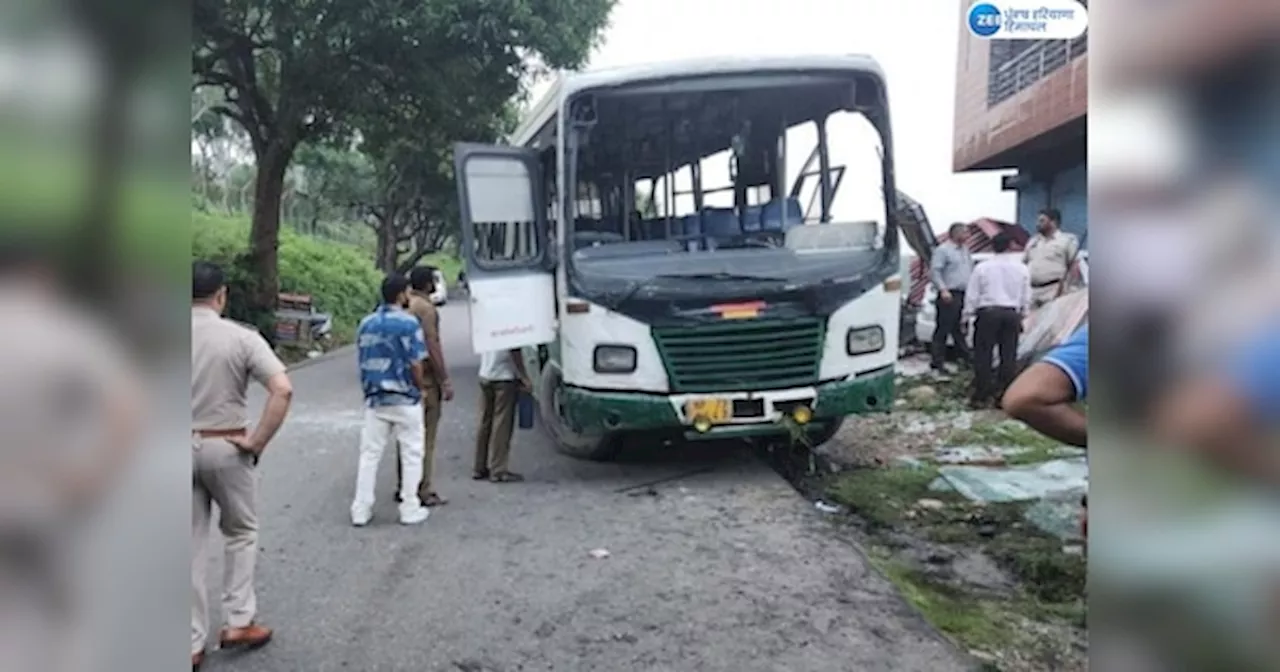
[952, 2, 1088, 246]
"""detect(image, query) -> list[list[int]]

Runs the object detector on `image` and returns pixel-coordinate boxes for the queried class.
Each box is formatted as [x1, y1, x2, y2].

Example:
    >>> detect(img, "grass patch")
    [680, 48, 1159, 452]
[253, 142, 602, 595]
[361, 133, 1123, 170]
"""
[825, 465, 952, 528]
[872, 552, 1017, 653]
[869, 548, 1085, 669]
[944, 420, 1065, 459]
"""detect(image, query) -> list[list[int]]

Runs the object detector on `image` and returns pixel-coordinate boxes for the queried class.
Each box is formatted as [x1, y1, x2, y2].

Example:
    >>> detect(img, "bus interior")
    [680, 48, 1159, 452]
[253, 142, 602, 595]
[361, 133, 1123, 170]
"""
[544, 71, 896, 283]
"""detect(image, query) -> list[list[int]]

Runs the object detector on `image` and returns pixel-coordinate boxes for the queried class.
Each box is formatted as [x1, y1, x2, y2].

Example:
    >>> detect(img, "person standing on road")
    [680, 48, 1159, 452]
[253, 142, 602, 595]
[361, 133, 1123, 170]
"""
[1024, 208, 1081, 309]
[963, 233, 1032, 408]
[929, 222, 975, 375]
[474, 348, 532, 483]
[352, 275, 432, 527]
[395, 266, 454, 507]
[191, 260, 294, 669]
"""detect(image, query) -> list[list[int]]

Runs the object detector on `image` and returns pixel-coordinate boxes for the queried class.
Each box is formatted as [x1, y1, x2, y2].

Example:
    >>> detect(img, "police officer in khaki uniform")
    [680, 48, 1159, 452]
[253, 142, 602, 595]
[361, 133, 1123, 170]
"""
[1024, 208, 1081, 309]
[395, 266, 454, 507]
[191, 261, 293, 670]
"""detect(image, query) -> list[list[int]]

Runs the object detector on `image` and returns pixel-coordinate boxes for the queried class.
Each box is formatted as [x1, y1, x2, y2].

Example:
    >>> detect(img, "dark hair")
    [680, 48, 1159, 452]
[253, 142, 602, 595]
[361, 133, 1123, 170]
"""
[1039, 208, 1061, 225]
[192, 260, 226, 300]
[380, 274, 410, 304]
[408, 266, 436, 292]
[948, 222, 967, 237]
[990, 232, 1013, 253]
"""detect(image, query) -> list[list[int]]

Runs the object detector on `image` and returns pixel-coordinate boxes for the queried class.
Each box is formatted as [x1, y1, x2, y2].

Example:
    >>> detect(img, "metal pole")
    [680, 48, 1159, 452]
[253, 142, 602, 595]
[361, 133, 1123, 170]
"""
[816, 115, 832, 223]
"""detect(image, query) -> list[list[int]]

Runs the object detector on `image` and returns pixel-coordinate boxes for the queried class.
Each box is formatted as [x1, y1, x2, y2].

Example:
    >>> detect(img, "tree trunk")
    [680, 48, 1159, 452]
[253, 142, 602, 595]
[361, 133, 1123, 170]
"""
[247, 141, 294, 320]
[374, 214, 399, 273]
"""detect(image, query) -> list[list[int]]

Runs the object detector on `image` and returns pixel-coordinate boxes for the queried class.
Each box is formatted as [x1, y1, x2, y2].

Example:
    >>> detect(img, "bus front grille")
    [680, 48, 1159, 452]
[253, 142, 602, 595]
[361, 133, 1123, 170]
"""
[652, 318, 825, 393]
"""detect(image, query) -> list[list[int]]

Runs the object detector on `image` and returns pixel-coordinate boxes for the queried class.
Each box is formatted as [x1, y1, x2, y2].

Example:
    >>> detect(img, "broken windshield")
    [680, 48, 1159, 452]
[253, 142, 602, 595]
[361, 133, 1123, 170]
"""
[563, 70, 896, 287]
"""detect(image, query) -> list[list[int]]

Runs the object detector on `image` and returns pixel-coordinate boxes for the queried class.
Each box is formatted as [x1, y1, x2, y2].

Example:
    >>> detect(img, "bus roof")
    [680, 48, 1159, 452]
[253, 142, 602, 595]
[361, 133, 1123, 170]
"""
[509, 54, 886, 147]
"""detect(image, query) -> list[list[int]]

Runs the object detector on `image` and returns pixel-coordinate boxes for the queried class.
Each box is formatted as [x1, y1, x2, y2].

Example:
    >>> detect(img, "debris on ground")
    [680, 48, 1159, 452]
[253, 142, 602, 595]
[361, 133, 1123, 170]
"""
[814, 501, 842, 514]
[800, 364, 1088, 671]
[588, 548, 611, 559]
[932, 458, 1088, 504]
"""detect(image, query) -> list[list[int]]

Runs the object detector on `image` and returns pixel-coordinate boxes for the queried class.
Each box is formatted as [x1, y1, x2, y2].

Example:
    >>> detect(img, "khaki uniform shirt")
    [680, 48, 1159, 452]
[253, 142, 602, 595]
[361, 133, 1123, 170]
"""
[191, 306, 286, 431]
[406, 290, 441, 387]
[1024, 230, 1081, 287]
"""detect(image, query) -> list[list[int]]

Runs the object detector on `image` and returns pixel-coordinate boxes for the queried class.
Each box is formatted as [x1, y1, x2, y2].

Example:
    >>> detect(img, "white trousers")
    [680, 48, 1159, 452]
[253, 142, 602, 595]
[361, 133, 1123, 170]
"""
[352, 404, 425, 517]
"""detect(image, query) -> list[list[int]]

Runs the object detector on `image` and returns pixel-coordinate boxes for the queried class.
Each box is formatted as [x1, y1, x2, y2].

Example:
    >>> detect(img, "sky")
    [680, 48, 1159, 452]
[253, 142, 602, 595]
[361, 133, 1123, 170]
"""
[530, 0, 1017, 232]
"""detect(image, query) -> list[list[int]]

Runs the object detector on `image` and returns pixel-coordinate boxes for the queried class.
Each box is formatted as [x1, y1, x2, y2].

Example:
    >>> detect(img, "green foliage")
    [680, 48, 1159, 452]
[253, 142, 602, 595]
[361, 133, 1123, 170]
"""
[192, 211, 380, 337]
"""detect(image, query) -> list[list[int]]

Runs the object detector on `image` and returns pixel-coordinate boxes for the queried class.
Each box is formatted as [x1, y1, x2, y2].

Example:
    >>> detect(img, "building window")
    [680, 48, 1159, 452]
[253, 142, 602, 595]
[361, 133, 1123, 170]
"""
[986, 34, 1088, 107]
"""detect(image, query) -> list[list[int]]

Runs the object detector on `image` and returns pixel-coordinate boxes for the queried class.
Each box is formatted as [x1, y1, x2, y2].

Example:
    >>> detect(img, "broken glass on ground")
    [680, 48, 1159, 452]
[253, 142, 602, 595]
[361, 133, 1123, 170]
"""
[934, 458, 1087, 503]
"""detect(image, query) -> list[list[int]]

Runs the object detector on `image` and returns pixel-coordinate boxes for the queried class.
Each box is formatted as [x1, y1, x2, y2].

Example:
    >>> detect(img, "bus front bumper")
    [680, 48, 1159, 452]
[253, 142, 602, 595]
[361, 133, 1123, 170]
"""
[558, 367, 894, 439]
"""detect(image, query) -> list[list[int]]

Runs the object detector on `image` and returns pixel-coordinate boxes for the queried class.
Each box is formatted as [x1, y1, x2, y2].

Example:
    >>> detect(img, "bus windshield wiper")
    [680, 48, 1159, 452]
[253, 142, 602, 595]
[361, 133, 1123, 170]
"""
[654, 272, 787, 282]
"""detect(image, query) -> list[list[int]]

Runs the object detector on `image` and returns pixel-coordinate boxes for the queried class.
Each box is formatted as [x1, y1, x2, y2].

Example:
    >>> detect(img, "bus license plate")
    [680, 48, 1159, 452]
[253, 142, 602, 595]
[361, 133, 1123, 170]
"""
[686, 398, 731, 423]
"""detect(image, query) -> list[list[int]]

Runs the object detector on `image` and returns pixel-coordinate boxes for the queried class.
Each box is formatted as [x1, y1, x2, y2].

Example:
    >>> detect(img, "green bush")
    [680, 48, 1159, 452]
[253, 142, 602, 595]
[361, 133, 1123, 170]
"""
[192, 211, 381, 340]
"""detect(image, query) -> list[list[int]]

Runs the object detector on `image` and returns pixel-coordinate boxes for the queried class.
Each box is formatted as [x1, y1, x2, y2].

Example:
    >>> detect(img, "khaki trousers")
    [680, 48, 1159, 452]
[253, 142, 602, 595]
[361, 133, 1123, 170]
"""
[474, 380, 518, 474]
[396, 384, 442, 498]
[1031, 283, 1061, 310]
[192, 435, 259, 655]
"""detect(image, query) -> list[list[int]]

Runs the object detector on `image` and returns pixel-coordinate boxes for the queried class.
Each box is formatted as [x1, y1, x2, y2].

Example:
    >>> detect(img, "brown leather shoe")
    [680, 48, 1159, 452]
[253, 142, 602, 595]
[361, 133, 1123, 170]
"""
[192, 651, 204, 669]
[219, 623, 273, 649]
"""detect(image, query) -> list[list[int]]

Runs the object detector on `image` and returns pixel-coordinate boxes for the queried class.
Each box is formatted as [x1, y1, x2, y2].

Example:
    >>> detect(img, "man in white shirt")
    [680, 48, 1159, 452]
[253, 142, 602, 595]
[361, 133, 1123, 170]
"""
[964, 232, 1032, 408]
[474, 348, 532, 482]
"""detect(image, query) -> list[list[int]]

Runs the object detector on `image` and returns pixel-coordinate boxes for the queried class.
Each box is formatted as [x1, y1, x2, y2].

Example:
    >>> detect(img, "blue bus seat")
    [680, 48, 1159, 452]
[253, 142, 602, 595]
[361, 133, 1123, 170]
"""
[741, 204, 763, 232]
[761, 197, 803, 231]
[701, 207, 739, 238]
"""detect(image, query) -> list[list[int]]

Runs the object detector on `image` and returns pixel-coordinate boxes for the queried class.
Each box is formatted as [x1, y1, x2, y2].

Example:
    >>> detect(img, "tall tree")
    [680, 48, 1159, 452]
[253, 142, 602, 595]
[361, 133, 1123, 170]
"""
[355, 102, 518, 273]
[192, 0, 615, 320]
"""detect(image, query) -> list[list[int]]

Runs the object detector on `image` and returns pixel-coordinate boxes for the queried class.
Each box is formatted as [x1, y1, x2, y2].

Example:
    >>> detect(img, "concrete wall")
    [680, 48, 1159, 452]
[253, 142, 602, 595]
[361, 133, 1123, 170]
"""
[1012, 161, 1087, 248]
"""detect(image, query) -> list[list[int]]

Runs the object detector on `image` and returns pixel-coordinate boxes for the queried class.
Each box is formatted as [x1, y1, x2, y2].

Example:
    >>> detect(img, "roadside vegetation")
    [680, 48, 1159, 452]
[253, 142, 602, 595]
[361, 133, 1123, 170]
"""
[801, 367, 1088, 672]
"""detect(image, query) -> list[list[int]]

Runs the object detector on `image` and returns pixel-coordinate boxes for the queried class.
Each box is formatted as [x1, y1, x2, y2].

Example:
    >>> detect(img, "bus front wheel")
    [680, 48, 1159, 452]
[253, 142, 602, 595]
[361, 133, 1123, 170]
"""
[537, 364, 620, 462]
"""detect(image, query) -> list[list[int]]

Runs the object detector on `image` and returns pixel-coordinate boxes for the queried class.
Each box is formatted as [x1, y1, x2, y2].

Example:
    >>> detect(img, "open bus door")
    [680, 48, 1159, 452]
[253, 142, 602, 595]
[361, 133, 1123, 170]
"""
[454, 143, 557, 354]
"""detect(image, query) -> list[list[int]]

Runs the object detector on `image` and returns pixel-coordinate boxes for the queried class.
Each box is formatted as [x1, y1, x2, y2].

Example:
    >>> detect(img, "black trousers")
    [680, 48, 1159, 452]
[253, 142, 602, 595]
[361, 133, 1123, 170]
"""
[931, 290, 970, 368]
[972, 306, 1021, 403]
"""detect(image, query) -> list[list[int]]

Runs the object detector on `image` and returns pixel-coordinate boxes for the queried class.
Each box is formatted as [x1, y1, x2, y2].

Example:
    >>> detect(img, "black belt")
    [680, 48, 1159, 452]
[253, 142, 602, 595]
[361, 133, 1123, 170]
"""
[976, 306, 1019, 313]
[1032, 279, 1061, 289]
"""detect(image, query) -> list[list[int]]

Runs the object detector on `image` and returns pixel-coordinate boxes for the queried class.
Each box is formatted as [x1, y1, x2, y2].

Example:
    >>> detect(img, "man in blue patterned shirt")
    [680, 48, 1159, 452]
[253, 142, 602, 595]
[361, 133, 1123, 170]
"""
[351, 275, 430, 527]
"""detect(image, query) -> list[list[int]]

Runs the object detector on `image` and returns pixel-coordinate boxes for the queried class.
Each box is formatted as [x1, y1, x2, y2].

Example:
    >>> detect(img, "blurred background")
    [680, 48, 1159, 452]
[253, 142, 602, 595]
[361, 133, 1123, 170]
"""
[1090, 0, 1280, 669]
[0, 0, 188, 670]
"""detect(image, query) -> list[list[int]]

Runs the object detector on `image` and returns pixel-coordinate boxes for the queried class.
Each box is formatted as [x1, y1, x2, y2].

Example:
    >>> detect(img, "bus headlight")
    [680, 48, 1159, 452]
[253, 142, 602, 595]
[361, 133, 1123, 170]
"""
[593, 345, 637, 373]
[846, 326, 885, 356]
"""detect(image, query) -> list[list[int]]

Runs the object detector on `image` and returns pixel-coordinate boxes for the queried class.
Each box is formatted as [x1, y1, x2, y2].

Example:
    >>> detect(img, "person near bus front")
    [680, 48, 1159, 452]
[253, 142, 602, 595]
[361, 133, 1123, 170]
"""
[963, 232, 1031, 409]
[351, 275, 431, 527]
[394, 266, 453, 508]
[928, 222, 974, 374]
[473, 348, 532, 483]
[1024, 208, 1081, 309]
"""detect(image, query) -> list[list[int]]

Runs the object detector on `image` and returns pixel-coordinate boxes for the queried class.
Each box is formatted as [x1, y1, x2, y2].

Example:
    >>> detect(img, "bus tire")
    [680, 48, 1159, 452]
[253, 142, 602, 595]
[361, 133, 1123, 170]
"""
[804, 419, 843, 448]
[537, 364, 620, 462]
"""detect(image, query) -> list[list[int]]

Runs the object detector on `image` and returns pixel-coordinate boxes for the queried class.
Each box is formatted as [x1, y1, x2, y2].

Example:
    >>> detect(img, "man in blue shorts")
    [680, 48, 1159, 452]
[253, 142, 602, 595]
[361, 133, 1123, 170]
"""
[1003, 325, 1088, 448]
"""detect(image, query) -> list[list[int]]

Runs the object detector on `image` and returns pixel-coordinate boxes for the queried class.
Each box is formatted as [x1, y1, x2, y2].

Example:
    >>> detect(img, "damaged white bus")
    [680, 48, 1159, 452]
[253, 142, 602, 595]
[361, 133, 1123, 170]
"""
[454, 55, 930, 460]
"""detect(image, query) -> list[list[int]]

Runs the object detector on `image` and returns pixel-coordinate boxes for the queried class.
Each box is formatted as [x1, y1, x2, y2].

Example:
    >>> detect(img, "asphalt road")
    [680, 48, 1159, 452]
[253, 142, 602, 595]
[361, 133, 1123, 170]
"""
[198, 303, 970, 672]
